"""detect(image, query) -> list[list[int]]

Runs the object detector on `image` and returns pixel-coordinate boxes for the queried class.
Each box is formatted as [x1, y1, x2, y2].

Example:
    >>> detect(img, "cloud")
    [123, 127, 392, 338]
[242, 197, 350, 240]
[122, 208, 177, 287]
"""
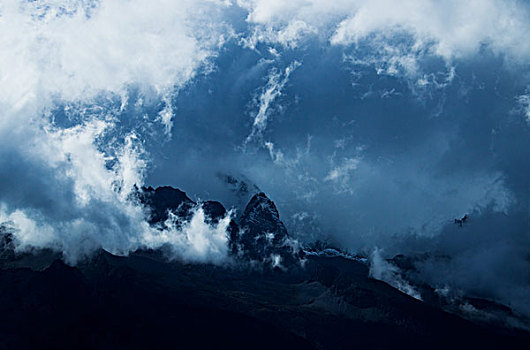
[369, 248, 422, 300]
[246, 60, 301, 143]
[241, 0, 530, 62]
[408, 209, 530, 318]
[331, 1, 530, 60]
[0, 115, 233, 264]
[324, 158, 359, 182]
[0, 0, 234, 263]
[0, 0, 230, 104]
[324, 157, 361, 194]
[516, 88, 530, 124]
[141, 207, 232, 264]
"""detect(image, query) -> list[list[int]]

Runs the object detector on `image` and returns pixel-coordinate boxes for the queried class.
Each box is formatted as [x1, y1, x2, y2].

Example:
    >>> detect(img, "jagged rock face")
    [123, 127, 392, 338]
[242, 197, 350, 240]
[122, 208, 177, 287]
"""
[139, 186, 195, 225]
[2, 186, 304, 270]
[138, 187, 301, 267]
[235, 192, 302, 267]
[201, 201, 227, 224]
[0, 228, 15, 262]
[239, 193, 288, 242]
[140, 187, 230, 226]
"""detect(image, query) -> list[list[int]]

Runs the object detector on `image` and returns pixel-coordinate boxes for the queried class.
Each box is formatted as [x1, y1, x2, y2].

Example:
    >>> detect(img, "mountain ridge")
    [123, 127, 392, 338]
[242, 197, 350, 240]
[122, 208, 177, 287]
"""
[1, 185, 529, 349]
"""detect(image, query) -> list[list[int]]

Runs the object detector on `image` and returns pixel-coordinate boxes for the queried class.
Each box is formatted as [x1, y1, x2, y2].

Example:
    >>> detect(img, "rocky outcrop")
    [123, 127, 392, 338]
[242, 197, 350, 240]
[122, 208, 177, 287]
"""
[232, 192, 304, 268]
[0, 228, 15, 262]
[138, 187, 303, 268]
[139, 186, 195, 225]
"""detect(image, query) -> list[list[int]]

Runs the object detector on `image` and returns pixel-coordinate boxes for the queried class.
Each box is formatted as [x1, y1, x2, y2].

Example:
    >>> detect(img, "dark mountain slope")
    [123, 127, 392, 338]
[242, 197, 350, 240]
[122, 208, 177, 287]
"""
[1, 249, 529, 349]
[1, 186, 529, 349]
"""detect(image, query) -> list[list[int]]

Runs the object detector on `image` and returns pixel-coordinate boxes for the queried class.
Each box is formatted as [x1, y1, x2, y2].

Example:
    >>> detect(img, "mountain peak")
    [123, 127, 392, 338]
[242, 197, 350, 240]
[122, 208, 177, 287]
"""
[138, 186, 301, 268]
[241, 192, 282, 225]
[139, 186, 195, 225]
[240, 192, 288, 243]
[233, 191, 303, 267]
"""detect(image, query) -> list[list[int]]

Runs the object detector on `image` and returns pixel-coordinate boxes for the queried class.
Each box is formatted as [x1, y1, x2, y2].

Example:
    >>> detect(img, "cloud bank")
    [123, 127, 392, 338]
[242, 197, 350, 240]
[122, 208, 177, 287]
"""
[241, 0, 530, 62]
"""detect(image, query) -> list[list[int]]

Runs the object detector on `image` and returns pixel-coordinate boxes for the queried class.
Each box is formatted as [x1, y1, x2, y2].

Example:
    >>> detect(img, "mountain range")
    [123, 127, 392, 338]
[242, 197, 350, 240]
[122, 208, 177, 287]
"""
[1, 186, 529, 349]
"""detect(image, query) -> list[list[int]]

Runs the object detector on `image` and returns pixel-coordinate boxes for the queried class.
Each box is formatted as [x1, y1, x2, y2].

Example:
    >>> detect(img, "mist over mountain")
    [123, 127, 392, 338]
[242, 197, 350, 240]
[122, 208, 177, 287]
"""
[1, 0, 530, 348]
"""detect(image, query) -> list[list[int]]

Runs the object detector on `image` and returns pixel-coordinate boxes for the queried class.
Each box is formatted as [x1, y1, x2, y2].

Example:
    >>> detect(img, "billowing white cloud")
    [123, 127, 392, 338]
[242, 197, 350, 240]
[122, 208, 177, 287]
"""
[0, 114, 234, 263]
[240, 0, 530, 62]
[0, 0, 231, 106]
[331, 0, 530, 60]
[0, 0, 234, 263]
[141, 207, 232, 264]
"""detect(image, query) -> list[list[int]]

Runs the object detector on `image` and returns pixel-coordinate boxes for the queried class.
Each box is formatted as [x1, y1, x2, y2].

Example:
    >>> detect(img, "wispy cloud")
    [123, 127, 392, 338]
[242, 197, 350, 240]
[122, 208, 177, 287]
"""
[369, 248, 422, 300]
[516, 88, 530, 124]
[324, 157, 361, 194]
[246, 61, 301, 143]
